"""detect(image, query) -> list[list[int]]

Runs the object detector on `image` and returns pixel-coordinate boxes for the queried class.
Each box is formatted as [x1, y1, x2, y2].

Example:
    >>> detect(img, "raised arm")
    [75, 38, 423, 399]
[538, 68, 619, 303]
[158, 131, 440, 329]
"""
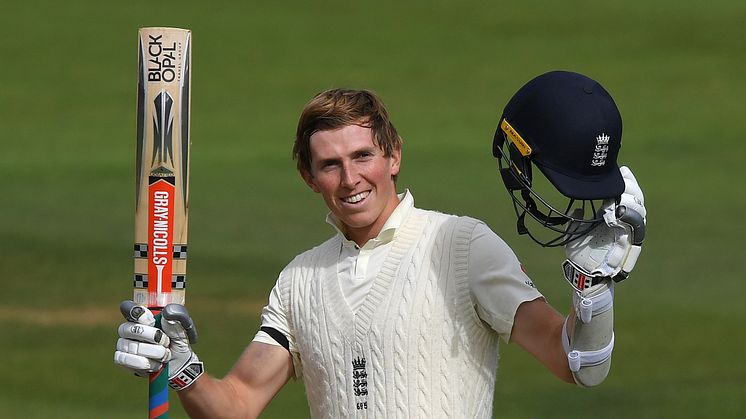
[511, 166, 646, 387]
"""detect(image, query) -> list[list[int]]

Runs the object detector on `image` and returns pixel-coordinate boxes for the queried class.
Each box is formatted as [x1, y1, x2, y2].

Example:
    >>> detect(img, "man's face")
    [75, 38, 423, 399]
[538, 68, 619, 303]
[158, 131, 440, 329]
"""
[302, 124, 401, 246]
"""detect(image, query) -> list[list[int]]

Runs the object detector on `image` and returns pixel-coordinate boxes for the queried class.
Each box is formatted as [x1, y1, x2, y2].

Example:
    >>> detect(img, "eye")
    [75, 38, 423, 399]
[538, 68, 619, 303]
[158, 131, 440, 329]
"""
[319, 160, 340, 172]
[355, 150, 374, 160]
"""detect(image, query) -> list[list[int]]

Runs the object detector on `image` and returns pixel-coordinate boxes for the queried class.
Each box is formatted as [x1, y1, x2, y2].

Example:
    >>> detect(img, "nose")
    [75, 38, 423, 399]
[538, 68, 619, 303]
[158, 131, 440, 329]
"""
[340, 162, 359, 188]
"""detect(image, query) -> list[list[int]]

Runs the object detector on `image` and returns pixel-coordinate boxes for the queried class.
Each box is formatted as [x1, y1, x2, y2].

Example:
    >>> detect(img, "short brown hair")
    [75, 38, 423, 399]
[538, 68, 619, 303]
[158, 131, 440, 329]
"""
[293, 88, 403, 175]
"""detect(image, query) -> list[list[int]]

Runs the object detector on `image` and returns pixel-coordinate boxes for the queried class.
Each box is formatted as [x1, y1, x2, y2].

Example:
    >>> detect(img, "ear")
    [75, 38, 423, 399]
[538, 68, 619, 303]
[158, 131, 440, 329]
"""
[390, 147, 402, 177]
[300, 168, 320, 193]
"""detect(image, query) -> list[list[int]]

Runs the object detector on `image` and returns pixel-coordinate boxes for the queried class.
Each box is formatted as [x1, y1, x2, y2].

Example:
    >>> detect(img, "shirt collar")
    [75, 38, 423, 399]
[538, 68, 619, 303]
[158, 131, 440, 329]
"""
[326, 189, 414, 250]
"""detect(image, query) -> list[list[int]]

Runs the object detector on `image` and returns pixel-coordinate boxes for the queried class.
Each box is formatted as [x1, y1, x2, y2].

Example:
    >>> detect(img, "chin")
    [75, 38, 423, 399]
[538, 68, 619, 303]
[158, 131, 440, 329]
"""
[342, 217, 373, 229]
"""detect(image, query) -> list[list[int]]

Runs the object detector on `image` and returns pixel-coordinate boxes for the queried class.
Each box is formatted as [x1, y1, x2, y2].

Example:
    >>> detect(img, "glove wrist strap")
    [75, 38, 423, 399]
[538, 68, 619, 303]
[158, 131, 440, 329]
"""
[168, 353, 204, 391]
[562, 260, 607, 291]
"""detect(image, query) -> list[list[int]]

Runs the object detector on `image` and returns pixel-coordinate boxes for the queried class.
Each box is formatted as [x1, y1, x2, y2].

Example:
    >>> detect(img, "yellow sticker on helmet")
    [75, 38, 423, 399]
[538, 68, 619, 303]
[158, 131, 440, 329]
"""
[501, 119, 532, 156]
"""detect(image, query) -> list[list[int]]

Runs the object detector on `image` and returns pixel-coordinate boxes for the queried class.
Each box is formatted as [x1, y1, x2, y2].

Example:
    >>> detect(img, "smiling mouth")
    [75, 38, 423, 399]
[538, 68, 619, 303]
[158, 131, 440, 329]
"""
[341, 191, 370, 204]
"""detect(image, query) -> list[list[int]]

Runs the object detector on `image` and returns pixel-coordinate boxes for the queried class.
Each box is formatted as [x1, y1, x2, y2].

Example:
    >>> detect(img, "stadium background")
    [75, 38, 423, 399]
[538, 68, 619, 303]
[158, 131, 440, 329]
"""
[1, 0, 744, 417]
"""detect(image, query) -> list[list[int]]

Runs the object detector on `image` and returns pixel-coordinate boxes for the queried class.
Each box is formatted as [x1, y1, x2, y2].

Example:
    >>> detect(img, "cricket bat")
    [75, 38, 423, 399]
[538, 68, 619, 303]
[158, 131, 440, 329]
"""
[133, 27, 192, 419]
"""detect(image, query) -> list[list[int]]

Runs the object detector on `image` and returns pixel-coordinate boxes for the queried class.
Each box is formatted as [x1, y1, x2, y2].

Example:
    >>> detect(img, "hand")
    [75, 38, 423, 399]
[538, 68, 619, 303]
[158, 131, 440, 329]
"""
[114, 301, 204, 390]
[564, 166, 647, 288]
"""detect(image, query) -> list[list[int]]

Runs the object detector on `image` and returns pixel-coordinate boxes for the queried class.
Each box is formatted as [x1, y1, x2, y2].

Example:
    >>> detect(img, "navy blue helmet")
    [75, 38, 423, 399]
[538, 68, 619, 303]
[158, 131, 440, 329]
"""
[493, 71, 624, 246]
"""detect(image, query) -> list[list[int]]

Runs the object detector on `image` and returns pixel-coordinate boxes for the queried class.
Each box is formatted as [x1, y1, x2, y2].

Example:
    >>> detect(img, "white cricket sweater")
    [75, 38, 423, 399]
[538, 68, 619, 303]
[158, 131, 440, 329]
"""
[276, 208, 502, 418]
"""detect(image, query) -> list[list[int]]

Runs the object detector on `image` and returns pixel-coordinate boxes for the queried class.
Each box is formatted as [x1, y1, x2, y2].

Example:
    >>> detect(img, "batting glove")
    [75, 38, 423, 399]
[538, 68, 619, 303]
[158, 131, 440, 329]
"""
[563, 166, 647, 290]
[114, 301, 204, 391]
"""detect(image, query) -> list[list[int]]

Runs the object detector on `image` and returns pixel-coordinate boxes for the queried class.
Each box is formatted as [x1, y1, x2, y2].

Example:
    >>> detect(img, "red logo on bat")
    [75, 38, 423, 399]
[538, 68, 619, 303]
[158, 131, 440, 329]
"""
[148, 179, 175, 306]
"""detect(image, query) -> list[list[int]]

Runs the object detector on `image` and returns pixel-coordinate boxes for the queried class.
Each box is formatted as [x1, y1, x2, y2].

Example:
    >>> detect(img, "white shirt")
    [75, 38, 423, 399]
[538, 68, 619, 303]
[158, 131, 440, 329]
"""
[323, 190, 408, 313]
[254, 190, 541, 349]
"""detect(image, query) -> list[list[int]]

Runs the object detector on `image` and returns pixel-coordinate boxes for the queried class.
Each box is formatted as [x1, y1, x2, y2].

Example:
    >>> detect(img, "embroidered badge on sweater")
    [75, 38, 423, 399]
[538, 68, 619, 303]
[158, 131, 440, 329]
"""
[352, 356, 368, 409]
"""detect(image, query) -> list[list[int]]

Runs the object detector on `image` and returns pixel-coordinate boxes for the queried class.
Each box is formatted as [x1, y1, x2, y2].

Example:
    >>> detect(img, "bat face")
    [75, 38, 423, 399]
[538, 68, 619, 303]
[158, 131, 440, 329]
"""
[134, 28, 191, 309]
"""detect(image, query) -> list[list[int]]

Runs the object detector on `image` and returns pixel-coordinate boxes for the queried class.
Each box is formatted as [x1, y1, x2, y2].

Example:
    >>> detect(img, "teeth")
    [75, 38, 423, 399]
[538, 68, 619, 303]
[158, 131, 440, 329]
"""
[342, 191, 369, 204]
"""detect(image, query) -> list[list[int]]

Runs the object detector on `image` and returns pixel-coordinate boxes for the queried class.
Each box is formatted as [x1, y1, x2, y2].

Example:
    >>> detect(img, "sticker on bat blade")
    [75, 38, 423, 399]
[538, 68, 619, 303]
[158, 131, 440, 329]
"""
[148, 177, 175, 307]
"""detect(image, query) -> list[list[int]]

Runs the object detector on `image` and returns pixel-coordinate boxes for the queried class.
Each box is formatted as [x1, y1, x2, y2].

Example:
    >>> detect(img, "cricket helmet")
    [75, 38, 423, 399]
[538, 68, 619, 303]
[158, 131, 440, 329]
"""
[493, 71, 624, 247]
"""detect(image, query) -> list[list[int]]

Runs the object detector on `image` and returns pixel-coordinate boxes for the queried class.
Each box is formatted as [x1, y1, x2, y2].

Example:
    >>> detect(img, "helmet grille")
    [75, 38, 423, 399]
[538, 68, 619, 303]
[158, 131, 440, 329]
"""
[495, 129, 605, 247]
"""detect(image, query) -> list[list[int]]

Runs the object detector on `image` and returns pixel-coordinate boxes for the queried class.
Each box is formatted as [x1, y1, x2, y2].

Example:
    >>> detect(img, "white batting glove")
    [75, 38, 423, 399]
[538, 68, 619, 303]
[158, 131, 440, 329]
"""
[563, 166, 647, 290]
[114, 301, 204, 391]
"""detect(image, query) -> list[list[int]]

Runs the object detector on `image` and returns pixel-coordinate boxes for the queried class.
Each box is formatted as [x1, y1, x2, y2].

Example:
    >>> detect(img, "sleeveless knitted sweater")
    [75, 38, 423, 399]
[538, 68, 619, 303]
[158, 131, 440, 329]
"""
[278, 208, 499, 418]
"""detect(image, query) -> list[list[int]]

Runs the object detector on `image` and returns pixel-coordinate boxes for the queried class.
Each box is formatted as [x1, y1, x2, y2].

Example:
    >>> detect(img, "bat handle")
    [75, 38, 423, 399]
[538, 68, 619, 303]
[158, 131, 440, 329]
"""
[148, 310, 169, 418]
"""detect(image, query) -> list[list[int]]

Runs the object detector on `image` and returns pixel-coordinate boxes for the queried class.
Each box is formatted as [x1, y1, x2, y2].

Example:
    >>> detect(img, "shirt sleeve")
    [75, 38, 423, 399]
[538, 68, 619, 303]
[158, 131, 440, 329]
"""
[469, 221, 543, 343]
[251, 270, 303, 379]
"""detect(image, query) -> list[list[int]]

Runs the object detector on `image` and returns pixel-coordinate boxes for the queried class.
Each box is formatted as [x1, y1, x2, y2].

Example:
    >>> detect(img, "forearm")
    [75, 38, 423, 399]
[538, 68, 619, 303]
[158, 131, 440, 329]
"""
[177, 342, 293, 419]
[546, 313, 576, 384]
[178, 374, 259, 419]
[511, 298, 574, 384]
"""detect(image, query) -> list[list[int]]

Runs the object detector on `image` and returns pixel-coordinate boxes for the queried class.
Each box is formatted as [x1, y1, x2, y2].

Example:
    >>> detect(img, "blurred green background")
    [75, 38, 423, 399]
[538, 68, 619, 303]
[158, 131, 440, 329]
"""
[1, 0, 744, 417]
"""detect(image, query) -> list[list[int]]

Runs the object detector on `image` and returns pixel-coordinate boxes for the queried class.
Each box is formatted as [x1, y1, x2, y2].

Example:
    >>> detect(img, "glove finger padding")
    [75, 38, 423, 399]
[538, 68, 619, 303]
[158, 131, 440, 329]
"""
[116, 338, 170, 361]
[603, 166, 646, 277]
[161, 304, 198, 343]
[114, 338, 171, 376]
[115, 303, 172, 377]
[606, 166, 645, 240]
[114, 351, 163, 377]
[620, 166, 645, 216]
[118, 322, 170, 346]
[120, 300, 156, 326]
[161, 304, 198, 362]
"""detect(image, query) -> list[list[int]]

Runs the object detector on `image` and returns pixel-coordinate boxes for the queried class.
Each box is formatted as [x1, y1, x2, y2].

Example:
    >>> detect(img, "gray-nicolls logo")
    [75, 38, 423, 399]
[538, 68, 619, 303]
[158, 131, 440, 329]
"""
[591, 133, 610, 167]
[352, 356, 368, 409]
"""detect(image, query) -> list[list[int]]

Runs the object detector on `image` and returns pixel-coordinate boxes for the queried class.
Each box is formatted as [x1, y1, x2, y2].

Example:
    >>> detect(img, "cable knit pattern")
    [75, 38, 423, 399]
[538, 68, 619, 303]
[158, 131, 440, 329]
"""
[286, 210, 499, 418]
[414, 215, 435, 419]
[434, 219, 455, 417]
[392, 212, 424, 416]
[328, 322, 348, 417]
[369, 324, 386, 418]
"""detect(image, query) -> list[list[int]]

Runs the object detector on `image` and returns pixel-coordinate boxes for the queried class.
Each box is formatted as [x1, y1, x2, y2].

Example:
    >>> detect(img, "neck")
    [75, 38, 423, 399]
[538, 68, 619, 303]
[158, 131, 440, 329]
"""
[344, 191, 400, 247]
